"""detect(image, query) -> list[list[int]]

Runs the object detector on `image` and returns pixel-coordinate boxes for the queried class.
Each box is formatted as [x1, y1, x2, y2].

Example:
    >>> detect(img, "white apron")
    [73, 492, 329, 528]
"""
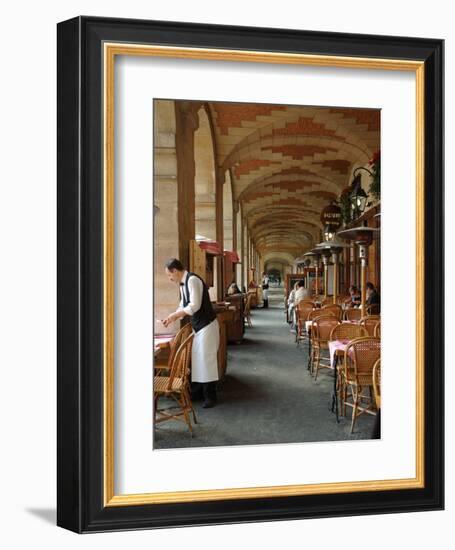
[191, 318, 220, 383]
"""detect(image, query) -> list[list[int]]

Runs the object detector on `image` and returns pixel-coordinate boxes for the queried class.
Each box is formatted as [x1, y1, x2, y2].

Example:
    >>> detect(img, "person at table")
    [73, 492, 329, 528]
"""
[287, 281, 299, 331]
[227, 282, 241, 295]
[261, 271, 270, 308]
[345, 285, 361, 307]
[161, 258, 220, 408]
[294, 279, 311, 305]
[366, 282, 380, 308]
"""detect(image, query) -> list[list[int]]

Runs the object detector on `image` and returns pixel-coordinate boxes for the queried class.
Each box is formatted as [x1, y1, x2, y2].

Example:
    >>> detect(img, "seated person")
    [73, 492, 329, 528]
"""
[345, 285, 361, 307]
[366, 282, 380, 307]
[294, 279, 311, 305]
[287, 282, 299, 326]
[227, 282, 241, 295]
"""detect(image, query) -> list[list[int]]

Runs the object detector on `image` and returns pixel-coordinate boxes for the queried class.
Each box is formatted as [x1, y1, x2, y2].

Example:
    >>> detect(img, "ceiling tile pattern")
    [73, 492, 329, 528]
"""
[207, 102, 380, 265]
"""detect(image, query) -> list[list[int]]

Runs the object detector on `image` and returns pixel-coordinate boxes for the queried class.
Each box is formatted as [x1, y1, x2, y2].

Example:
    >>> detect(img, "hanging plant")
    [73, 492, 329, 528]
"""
[338, 187, 352, 226]
[368, 150, 381, 200]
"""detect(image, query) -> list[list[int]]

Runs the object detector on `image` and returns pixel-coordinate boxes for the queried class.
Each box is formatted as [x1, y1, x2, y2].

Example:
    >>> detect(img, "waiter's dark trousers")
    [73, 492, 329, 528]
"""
[191, 381, 217, 401]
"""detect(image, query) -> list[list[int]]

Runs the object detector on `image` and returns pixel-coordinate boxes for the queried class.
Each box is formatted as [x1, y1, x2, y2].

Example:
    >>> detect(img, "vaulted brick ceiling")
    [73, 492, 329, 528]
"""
[208, 102, 380, 263]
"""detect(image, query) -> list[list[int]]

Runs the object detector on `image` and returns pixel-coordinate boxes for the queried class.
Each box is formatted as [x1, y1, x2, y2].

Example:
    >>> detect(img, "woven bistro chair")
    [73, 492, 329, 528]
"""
[372, 357, 381, 409]
[311, 316, 340, 380]
[366, 303, 380, 315]
[329, 323, 368, 408]
[295, 301, 314, 345]
[321, 303, 343, 321]
[344, 308, 362, 322]
[154, 323, 192, 375]
[154, 332, 196, 434]
[336, 295, 351, 305]
[373, 321, 381, 338]
[243, 292, 254, 328]
[341, 336, 381, 433]
[360, 315, 381, 336]
[306, 311, 337, 373]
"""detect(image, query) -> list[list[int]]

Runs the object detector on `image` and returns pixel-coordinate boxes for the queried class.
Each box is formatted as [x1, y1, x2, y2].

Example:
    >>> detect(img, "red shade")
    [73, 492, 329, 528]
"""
[197, 239, 223, 255]
[224, 250, 240, 263]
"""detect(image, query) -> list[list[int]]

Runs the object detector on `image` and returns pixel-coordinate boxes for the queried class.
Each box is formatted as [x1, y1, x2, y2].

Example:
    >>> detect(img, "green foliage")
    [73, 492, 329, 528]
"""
[368, 151, 380, 200]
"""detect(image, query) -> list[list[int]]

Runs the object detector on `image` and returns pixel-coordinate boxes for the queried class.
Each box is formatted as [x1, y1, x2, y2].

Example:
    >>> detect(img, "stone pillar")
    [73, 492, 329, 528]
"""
[216, 167, 225, 300]
[175, 101, 200, 271]
[154, 100, 179, 334]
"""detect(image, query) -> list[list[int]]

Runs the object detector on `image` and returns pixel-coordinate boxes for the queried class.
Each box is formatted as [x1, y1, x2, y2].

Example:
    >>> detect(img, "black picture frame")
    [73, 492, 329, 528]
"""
[57, 16, 444, 533]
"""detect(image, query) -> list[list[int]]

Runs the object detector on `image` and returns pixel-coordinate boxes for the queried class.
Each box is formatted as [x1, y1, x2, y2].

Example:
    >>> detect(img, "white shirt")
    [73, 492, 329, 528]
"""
[295, 286, 310, 304]
[288, 289, 296, 305]
[177, 271, 203, 316]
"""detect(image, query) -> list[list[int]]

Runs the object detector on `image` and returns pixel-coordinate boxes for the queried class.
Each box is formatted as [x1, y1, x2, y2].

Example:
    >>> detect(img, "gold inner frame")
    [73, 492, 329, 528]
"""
[103, 43, 425, 507]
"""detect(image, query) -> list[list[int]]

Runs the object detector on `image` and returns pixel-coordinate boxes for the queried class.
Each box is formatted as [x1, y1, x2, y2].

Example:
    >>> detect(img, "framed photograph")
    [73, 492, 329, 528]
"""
[57, 16, 444, 532]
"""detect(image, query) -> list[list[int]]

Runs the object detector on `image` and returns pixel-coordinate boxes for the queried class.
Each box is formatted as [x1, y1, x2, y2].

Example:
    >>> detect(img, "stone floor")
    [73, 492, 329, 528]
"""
[154, 285, 375, 449]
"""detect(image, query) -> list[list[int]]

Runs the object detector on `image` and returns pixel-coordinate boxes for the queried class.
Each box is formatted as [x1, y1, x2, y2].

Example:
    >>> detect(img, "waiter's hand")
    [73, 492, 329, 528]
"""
[162, 312, 179, 327]
[163, 311, 185, 327]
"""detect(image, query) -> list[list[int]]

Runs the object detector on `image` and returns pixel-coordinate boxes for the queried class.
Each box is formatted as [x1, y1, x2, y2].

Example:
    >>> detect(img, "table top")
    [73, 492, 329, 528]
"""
[154, 335, 174, 355]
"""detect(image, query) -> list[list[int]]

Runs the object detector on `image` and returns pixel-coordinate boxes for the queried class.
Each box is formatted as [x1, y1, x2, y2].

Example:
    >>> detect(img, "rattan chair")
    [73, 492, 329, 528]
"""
[154, 323, 192, 375]
[373, 321, 381, 338]
[344, 308, 362, 322]
[243, 292, 254, 328]
[154, 332, 196, 434]
[360, 315, 381, 336]
[341, 336, 381, 433]
[372, 357, 381, 409]
[321, 303, 343, 321]
[311, 316, 340, 380]
[329, 322, 368, 342]
[295, 301, 314, 345]
[329, 323, 368, 404]
[366, 303, 380, 315]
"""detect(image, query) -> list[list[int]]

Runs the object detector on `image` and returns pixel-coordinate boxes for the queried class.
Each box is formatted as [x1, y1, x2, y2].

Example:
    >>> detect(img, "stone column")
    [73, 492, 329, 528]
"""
[175, 101, 200, 270]
[154, 100, 179, 334]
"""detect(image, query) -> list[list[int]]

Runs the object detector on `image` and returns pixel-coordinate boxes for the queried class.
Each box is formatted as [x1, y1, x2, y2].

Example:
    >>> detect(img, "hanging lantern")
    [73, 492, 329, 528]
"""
[320, 202, 342, 242]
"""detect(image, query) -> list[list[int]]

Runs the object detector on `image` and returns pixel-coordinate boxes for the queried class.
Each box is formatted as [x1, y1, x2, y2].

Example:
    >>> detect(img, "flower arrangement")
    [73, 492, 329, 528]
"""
[368, 150, 380, 200]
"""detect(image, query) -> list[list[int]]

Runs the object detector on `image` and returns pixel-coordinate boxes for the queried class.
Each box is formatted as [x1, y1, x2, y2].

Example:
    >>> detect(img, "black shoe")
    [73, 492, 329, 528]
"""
[190, 382, 203, 401]
[202, 381, 217, 407]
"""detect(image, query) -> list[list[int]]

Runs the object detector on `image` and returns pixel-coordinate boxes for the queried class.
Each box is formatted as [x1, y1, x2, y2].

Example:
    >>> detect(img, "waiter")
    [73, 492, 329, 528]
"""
[261, 271, 270, 308]
[162, 258, 220, 408]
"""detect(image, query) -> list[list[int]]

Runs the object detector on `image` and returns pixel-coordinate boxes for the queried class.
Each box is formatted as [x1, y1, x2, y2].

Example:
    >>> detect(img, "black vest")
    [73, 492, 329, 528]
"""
[182, 272, 216, 333]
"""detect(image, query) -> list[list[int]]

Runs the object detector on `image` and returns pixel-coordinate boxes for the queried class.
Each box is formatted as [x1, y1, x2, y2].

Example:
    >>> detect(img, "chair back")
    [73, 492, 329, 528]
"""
[307, 309, 336, 322]
[244, 293, 253, 315]
[321, 303, 343, 321]
[345, 337, 381, 376]
[366, 303, 380, 315]
[374, 321, 381, 338]
[360, 315, 381, 336]
[296, 301, 313, 317]
[167, 323, 192, 368]
[167, 333, 194, 390]
[312, 316, 340, 343]
[344, 308, 362, 322]
[330, 322, 367, 341]
[372, 357, 381, 408]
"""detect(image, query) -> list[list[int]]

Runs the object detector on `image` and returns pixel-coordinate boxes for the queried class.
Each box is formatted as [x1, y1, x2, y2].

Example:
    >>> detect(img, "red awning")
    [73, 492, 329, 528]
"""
[197, 239, 223, 256]
[224, 250, 240, 263]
